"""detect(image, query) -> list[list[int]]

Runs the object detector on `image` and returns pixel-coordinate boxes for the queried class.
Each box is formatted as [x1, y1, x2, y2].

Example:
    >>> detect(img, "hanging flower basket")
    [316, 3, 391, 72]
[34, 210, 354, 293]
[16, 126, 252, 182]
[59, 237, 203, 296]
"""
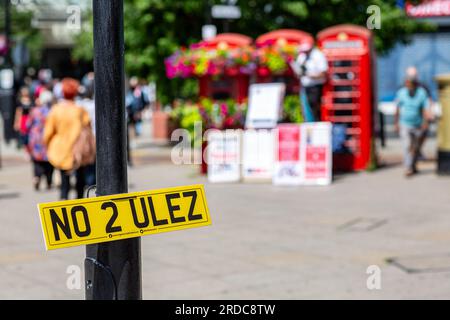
[165, 44, 256, 79]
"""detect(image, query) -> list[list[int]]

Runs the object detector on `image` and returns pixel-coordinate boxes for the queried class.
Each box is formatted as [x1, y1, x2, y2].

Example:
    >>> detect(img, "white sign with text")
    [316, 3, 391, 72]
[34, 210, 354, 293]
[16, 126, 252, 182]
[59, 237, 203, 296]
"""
[242, 129, 275, 181]
[207, 130, 241, 183]
[245, 83, 285, 129]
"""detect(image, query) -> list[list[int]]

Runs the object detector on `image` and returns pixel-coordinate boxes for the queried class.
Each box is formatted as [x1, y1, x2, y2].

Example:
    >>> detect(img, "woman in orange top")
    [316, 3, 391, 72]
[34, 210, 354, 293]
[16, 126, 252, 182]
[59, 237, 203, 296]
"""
[44, 78, 91, 200]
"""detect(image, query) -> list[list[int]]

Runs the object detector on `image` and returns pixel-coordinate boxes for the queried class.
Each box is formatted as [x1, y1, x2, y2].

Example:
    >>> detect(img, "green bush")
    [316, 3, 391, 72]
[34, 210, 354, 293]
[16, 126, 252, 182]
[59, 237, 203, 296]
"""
[282, 95, 303, 123]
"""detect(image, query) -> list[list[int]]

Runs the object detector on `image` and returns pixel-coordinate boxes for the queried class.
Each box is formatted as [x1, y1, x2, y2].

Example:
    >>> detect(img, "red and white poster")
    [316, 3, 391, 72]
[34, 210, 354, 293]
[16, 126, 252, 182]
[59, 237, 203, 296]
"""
[301, 122, 332, 185]
[273, 124, 302, 186]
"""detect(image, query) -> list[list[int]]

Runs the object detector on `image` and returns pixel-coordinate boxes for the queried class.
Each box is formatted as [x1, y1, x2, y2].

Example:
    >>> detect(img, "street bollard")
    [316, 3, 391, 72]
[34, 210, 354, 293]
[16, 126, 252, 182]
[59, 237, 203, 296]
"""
[435, 74, 450, 175]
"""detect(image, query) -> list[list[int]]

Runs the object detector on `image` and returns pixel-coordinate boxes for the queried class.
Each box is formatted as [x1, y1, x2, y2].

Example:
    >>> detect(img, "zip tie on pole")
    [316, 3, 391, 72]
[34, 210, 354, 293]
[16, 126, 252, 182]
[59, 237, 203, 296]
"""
[85, 185, 97, 198]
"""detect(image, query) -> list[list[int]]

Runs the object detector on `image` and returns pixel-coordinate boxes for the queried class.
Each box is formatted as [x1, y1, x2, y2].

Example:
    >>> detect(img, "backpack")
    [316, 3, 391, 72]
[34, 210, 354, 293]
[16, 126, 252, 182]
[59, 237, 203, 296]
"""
[72, 119, 96, 170]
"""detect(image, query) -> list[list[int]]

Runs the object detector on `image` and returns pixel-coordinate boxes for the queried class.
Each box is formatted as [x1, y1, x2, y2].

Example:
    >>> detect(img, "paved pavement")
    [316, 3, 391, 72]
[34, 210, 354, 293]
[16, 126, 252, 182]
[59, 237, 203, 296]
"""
[1, 121, 450, 299]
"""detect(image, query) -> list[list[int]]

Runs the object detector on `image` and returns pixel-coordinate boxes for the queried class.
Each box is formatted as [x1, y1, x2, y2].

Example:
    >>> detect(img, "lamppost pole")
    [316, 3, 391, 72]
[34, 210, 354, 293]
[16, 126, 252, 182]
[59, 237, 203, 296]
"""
[85, 0, 142, 300]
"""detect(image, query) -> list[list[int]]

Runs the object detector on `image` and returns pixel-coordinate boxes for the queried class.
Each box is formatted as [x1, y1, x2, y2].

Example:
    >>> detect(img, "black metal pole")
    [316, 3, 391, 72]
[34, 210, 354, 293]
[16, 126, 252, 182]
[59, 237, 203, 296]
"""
[4, 0, 10, 66]
[378, 110, 385, 148]
[85, 0, 142, 300]
[206, 0, 212, 24]
[223, 19, 229, 33]
[0, 0, 12, 168]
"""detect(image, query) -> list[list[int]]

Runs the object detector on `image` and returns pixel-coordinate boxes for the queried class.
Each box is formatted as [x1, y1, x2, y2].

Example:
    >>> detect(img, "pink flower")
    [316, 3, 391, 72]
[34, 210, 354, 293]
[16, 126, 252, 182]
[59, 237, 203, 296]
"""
[207, 61, 218, 75]
[220, 103, 228, 117]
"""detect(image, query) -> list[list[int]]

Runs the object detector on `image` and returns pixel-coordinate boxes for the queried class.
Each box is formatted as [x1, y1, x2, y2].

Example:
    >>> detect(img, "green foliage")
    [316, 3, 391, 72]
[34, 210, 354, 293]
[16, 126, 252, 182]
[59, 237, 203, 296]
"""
[123, 0, 206, 105]
[266, 52, 287, 74]
[72, 12, 94, 63]
[179, 78, 199, 101]
[73, 0, 206, 104]
[281, 1, 308, 19]
[283, 95, 303, 123]
[235, 0, 435, 55]
[170, 97, 247, 142]
[169, 102, 201, 145]
[73, 0, 435, 103]
[0, 5, 43, 67]
[180, 107, 202, 132]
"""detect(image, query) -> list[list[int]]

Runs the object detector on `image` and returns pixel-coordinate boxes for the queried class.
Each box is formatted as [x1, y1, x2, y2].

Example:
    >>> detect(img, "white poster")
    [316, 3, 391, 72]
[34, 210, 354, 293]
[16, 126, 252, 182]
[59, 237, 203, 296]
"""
[245, 83, 285, 129]
[273, 124, 302, 186]
[300, 122, 333, 185]
[207, 130, 241, 183]
[242, 129, 275, 181]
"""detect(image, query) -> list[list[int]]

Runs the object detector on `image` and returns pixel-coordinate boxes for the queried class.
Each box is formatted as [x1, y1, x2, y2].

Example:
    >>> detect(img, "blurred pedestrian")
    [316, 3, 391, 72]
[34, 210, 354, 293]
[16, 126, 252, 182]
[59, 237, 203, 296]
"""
[291, 41, 328, 121]
[77, 83, 96, 136]
[27, 90, 54, 190]
[405, 66, 433, 160]
[52, 78, 64, 101]
[77, 80, 96, 187]
[44, 78, 95, 200]
[126, 76, 149, 137]
[394, 75, 429, 177]
[81, 72, 95, 91]
[33, 69, 53, 100]
[126, 76, 148, 166]
[14, 86, 33, 150]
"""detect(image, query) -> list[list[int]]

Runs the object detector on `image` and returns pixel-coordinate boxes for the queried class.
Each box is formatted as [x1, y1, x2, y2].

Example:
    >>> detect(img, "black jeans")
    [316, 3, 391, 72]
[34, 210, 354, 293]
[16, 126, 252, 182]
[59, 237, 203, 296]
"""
[305, 85, 323, 121]
[33, 160, 54, 187]
[84, 162, 96, 187]
[60, 167, 86, 200]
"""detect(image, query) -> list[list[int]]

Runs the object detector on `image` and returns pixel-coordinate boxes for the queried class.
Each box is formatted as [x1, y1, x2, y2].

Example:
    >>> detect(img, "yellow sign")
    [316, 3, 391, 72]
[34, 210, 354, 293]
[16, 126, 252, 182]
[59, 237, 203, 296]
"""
[38, 184, 211, 250]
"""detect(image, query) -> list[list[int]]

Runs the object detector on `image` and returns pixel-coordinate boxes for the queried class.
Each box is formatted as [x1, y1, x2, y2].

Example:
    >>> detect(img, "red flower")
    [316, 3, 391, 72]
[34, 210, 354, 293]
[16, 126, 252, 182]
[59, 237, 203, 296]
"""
[258, 67, 270, 77]
[227, 66, 239, 76]
[224, 117, 235, 128]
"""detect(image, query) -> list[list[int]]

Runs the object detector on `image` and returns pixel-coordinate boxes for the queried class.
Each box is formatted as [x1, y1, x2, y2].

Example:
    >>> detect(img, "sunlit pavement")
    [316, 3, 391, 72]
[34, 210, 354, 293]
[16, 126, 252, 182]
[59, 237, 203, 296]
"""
[1, 123, 450, 299]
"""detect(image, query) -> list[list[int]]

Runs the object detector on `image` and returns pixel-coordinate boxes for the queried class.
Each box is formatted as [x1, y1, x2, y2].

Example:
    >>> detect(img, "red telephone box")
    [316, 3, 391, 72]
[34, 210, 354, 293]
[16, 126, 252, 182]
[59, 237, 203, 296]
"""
[255, 29, 314, 95]
[198, 33, 252, 103]
[317, 24, 376, 171]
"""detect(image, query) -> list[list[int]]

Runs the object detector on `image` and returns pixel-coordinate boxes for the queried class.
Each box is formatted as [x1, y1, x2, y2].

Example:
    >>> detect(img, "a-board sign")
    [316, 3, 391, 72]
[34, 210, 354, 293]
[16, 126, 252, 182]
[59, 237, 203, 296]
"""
[245, 83, 285, 129]
[301, 122, 332, 185]
[207, 129, 241, 183]
[273, 124, 302, 186]
[38, 184, 211, 250]
[242, 129, 274, 181]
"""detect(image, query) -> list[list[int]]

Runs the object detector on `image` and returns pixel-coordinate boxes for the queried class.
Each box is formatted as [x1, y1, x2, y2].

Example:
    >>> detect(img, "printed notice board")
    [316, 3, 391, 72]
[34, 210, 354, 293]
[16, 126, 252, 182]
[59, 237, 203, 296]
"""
[242, 129, 275, 181]
[245, 83, 285, 129]
[273, 124, 302, 186]
[207, 129, 241, 183]
[301, 122, 332, 185]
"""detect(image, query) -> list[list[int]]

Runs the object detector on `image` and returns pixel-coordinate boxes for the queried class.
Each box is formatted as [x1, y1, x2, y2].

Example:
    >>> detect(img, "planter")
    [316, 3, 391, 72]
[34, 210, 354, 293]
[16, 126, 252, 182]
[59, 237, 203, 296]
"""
[152, 110, 170, 141]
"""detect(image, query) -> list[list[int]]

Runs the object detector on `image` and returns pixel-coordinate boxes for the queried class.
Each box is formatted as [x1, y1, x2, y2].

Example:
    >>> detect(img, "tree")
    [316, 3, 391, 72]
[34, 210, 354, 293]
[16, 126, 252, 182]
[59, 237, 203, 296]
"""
[234, 0, 433, 55]
[0, 3, 44, 68]
[73, 0, 434, 104]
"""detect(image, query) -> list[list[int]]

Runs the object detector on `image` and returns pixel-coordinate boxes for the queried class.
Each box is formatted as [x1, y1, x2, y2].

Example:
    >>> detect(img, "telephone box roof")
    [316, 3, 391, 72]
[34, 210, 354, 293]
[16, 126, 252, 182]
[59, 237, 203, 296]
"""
[317, 24, 372, 40]
[200, 33, 253, 49]
[256, 29, 314, 47]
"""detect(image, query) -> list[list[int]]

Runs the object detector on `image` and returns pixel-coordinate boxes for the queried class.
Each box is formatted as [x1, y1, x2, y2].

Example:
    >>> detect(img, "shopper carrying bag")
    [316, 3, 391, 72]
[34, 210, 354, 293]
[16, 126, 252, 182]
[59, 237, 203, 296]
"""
[44, 78, 93, 200]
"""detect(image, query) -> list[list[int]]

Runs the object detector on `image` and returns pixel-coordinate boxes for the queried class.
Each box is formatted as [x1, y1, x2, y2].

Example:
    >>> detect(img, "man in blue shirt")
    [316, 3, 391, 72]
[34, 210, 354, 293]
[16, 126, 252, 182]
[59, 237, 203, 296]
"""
[395, 76, 429, 177]
[405, 66, 433, 160]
